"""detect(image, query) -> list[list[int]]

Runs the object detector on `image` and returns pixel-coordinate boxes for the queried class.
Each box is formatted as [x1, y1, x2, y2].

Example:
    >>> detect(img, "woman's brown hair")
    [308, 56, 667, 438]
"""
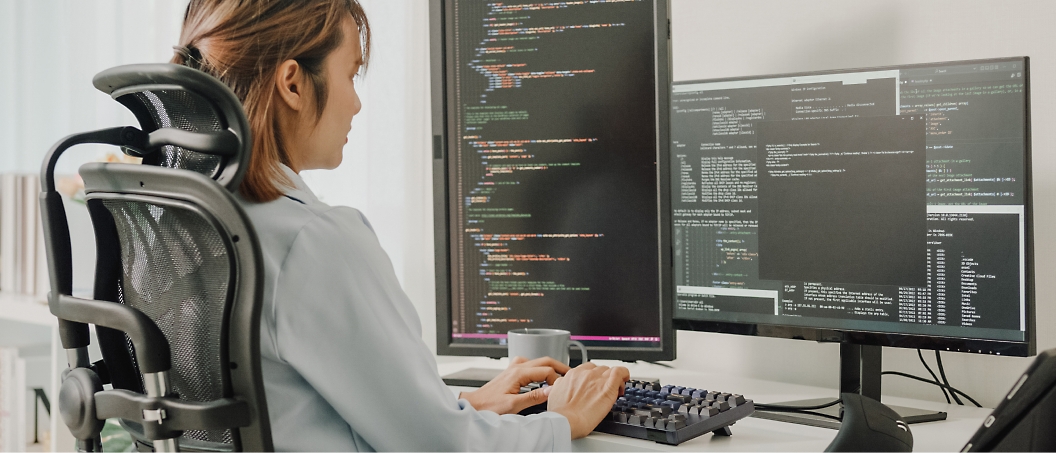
[171, 0, 371, 202]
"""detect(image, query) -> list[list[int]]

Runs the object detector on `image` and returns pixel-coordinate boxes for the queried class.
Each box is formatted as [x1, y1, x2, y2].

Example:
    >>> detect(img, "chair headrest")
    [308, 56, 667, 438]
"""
[92, 64, 251, 192]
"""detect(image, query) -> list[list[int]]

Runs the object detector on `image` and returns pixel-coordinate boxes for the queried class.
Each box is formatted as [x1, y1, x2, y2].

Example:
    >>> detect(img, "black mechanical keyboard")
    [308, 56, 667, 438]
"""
[519, 379, 754, 445]
[598, 379, 755, 445]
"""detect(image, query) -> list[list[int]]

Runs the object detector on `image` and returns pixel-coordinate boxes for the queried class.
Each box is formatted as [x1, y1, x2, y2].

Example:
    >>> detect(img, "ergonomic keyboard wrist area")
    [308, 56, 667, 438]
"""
[594, 379, 755, 445]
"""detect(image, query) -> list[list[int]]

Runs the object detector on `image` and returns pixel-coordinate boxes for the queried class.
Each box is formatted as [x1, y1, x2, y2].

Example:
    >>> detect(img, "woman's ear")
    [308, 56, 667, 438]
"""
[275, 59, 306, 112]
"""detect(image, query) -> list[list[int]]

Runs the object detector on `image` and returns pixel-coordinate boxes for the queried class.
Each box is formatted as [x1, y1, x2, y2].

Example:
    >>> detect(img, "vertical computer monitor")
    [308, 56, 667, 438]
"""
[670, 57, 1034, 357]
[430, 0, 674, 360]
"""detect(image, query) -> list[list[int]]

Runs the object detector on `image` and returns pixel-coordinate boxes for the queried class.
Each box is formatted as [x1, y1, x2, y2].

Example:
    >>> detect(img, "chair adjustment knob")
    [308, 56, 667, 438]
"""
[59, 367, 105, 441]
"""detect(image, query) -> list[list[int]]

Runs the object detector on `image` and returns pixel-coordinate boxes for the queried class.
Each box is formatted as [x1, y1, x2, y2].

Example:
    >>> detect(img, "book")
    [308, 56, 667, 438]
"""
[0, 174, 18, 293]
[0, 347, 26, 452]
[20, 175, 38, 297]
[0, 173, 53, 300]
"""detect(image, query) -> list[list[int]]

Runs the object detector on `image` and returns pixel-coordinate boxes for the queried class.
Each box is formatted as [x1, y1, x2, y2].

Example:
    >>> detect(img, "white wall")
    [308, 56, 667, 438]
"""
[668, 0, 1056, 409]
[0, 0, 188, 295]
[0, 0, 439, 330]
[0, 0, 187, 176]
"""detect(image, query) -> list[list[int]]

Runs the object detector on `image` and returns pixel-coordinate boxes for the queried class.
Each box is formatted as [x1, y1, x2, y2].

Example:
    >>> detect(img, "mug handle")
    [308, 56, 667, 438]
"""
[569, 340, 588, 363]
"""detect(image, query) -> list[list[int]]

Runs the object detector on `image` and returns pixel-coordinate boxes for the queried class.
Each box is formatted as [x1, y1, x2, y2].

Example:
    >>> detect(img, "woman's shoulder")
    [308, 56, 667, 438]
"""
[238, 194, 375, 252]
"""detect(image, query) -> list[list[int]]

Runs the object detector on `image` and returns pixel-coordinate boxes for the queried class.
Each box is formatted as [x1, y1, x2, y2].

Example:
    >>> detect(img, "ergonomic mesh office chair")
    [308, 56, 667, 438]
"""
[40, 64, 272, 452]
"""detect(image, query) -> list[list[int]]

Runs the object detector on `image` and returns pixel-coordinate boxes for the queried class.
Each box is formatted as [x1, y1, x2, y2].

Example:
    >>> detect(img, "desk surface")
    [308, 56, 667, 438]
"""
[438, 357, 990, 452]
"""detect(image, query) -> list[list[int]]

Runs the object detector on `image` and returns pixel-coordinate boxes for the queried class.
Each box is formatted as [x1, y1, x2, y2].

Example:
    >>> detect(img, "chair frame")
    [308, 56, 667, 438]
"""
[40, 64, 273, 452]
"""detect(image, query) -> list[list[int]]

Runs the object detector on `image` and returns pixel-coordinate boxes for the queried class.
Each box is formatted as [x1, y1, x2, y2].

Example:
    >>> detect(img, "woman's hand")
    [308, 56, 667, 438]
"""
[459, 356, 571, 415]
[546, 363, 630, 439]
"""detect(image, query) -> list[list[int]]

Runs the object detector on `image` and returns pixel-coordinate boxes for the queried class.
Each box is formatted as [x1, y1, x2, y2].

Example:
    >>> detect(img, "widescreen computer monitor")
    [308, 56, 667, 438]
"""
[670, 57, 1034, 385]
[430, 0, 674, 361]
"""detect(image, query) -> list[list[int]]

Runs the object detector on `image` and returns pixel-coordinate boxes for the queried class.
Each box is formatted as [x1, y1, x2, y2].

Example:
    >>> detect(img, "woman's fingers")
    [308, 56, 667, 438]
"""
[574, 362, 598, 372]
[516, 356, 571, 375]
[605, 366, 630, 388]
[511, 366, 561, 386]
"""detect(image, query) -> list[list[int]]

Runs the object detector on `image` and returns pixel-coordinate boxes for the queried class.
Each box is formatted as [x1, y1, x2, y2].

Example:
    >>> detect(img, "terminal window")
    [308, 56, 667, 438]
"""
[671, 60, 1028, 342]
[757, 115, 926, 287]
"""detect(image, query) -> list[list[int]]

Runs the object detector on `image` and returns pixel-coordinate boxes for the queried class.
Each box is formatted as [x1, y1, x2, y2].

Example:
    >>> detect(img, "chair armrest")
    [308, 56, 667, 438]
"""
[51, 294, 171, 373]
[95, 389, 250, 441]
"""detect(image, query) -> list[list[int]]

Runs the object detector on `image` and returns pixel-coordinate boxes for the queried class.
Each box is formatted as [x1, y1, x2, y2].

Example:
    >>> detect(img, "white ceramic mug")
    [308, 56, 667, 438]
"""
[507, 328, 588, 364]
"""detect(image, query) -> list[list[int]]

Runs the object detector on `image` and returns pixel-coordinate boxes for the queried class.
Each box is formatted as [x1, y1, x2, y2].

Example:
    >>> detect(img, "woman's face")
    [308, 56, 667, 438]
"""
[296, 16, 364, 171]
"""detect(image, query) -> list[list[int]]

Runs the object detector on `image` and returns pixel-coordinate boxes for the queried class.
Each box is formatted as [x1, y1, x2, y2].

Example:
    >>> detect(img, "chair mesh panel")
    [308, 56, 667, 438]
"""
[132, 90, 224, 177]
[103, 199, 234, 445]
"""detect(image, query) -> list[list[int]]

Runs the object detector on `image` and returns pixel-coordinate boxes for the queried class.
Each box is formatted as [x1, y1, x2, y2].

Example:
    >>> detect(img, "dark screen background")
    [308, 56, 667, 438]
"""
[447, 0, 662, 346]
[756, 115, 927, 287]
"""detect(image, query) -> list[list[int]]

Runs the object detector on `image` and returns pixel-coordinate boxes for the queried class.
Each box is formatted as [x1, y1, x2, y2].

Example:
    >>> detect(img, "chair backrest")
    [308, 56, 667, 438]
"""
[42, 64, 271, 451]
[83, 164, 266, 450]
[93, 64, 251, 189]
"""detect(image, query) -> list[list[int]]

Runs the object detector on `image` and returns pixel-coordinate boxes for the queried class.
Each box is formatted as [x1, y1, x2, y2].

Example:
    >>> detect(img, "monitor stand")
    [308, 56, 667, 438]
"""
[751, 343, 948, 429]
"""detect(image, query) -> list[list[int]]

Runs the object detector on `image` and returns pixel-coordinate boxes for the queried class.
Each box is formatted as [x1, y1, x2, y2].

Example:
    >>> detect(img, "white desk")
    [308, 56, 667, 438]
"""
[439, 358, 991, 452]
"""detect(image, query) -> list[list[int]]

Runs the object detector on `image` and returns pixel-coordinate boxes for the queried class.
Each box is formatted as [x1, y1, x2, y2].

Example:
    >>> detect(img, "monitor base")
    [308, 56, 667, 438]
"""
[752, 397, 947, 429]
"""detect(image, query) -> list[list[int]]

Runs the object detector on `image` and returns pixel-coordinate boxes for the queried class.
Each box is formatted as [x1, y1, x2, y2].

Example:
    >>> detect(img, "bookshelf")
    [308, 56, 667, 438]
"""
[0, 293, 51, 327]
[0, 292, 68, 452]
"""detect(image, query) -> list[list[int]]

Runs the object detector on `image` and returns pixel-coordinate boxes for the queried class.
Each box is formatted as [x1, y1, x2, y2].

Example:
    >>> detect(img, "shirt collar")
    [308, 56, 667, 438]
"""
[279, 164, 320, 205]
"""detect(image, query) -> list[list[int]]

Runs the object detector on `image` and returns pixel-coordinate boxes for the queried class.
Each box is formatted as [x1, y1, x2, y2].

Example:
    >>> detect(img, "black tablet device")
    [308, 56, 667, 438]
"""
[963, 349, 1056, 451]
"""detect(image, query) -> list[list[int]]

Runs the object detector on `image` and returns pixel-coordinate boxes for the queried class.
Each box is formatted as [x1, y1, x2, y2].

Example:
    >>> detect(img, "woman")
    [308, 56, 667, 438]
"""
[171, 0, 629, 450]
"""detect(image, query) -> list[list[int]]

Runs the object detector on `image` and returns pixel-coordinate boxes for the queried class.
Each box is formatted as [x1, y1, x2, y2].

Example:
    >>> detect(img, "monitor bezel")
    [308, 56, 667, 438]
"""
[430, 0, 676, 360]
[670, 56, 1035, 357]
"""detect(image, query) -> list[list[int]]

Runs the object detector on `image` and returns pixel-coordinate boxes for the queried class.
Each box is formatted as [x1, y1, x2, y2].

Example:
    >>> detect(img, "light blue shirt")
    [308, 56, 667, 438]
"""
[238, 165, 572, 451]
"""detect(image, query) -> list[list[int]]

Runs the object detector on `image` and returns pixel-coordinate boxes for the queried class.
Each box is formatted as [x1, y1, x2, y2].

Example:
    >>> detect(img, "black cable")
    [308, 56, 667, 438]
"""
[881, 371, 982, 407]
[756, 398, 842, 411]
[918, 349, 951, 404]
[935, 350, 964, 405]
[755, 408, 844, 421]
[643, 361, 674, 369]
[755, 399, 843, 421]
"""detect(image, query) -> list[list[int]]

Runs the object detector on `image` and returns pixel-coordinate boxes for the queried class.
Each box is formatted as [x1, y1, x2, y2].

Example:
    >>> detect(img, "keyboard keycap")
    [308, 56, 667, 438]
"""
[649, 405, 670, 417]
[667, 394, 691, 403]
[665, 419, 686, 431]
